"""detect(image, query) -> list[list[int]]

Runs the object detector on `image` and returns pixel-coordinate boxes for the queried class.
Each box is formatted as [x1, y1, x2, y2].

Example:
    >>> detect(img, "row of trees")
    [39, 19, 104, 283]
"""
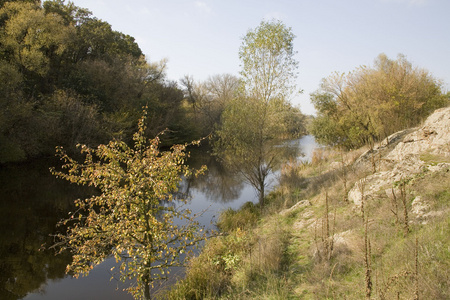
[310, 53, 449, 149]
[0, 0, 196, 163]
[0, 1, 306, 167]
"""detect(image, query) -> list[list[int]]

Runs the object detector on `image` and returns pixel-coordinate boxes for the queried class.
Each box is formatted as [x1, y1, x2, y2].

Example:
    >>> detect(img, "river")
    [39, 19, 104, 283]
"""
[0, 135, 317, 300]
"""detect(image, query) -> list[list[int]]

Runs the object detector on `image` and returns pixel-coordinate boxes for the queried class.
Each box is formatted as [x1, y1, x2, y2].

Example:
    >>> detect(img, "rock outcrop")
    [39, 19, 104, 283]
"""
[348, 107, 450, 215]
[385, 106, 450, 161]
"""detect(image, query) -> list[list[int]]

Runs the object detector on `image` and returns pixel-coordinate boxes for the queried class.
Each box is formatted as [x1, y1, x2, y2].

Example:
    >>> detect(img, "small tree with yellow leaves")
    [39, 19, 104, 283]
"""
[51, 110, 207, 300]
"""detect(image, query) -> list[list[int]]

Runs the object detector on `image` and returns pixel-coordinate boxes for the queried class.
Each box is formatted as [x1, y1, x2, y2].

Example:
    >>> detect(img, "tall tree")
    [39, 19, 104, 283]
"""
[215, 20, 302, 206]
[51, 111, 207, 300]
[239, 19, 298, 102]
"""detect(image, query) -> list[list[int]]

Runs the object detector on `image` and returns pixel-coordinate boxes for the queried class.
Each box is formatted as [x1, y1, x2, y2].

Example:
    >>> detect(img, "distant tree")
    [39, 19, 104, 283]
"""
[310, 53, 448, 149]
[215, 20, 302, 206]
[51, 111, 207, 300]
[201, 74, 240, 126]
[180, 74, 198, 112]
[181, 73, 240, 136]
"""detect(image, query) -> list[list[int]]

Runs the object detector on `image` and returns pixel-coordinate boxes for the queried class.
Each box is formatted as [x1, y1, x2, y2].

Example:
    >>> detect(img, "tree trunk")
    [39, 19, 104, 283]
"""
[259, 178, 265, 208]
[144, 283, 151, 300]
[142, 270, 151, 300]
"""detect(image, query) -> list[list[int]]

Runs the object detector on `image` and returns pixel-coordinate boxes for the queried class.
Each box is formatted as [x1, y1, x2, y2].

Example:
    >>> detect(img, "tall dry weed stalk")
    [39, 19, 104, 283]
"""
[414, 236, 419, 300]
[323, 191, 335, 261]
[359, 179, 372, 299]
[391, 180, 410, 236]
[400, 181, 410, 236]
[390, 187, 400, 224]
[369, 138, 377, 174]
[314, 191, 335, 262]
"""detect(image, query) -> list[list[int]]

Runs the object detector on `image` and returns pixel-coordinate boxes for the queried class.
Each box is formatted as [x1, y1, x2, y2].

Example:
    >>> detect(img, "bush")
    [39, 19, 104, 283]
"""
[217, 202, 260, 232]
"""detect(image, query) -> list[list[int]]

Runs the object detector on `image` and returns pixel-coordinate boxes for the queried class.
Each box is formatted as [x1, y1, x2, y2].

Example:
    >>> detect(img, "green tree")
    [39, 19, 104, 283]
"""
[72, 17, 142, 62]
[0, 1, 73, 92]
[215, 20, 301, 206]
[51, 111, 207, 300]
[311, 54, 448, 149]
[239, 19, 298, 102]
[43, 0, 91, 26]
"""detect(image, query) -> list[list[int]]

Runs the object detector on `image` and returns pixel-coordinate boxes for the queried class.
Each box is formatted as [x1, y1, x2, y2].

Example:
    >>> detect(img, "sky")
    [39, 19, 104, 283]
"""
[72, 0, 450, 115]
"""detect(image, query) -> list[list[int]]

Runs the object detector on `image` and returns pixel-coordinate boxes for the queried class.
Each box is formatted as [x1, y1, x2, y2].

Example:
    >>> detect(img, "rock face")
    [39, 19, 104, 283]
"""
[348, 107, 450, 207]
[385, 106, 450, 161]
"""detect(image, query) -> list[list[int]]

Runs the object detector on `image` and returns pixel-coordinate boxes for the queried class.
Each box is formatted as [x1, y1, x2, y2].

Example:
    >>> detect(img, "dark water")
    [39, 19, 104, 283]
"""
[0, 136, 317, 300]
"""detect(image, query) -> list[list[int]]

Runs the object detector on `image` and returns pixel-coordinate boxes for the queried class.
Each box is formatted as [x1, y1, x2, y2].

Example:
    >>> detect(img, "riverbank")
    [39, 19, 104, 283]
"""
[3, 133, 316, 299]
[162, 107, 450, 299]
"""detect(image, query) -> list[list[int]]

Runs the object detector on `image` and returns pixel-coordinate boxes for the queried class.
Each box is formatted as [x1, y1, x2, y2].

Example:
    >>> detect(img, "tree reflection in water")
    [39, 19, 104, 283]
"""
[0, 160, 91, 300]
[184, 140, 303, 204]
[183, 150, 244, 203]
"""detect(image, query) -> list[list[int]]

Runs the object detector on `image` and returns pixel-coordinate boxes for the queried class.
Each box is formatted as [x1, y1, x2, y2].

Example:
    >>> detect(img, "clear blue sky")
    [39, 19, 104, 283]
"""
[72, 0, 450, 115]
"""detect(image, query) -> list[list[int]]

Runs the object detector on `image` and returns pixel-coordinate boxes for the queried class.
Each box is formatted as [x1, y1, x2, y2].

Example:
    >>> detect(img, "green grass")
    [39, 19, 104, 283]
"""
[419, 151, 450, 164]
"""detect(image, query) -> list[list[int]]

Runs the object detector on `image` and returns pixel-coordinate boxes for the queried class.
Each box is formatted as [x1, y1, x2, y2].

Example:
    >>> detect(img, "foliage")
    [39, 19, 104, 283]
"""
[50, 111, 207, 300]
[0, 1, 72, 77]
[163, 235, 235, 299]
[215, 20, 303, 205]
[0, 0, 193, 163]
[239, 19, 299, 102]
[310, 54, 449, 149]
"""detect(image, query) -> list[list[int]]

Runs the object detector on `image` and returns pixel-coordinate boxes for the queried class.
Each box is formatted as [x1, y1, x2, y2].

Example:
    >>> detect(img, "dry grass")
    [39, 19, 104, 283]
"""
[276, 142, 448, 299]
[164, 145, 449, 299]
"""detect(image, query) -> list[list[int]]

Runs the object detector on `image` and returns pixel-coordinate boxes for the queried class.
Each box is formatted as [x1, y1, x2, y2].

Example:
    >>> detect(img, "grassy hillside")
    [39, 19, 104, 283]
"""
[162, 108, 450, 300]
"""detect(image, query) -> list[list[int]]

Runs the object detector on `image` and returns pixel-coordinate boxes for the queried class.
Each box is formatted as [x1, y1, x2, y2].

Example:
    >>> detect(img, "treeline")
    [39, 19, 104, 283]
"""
[6, 1, 443, 166]
[310, 53, 449, 149]
[0, 0, 209, 163]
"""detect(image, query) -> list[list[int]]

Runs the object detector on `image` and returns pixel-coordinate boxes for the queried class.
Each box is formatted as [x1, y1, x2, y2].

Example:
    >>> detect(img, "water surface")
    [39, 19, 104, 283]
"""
[0, 136, 317, 300]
